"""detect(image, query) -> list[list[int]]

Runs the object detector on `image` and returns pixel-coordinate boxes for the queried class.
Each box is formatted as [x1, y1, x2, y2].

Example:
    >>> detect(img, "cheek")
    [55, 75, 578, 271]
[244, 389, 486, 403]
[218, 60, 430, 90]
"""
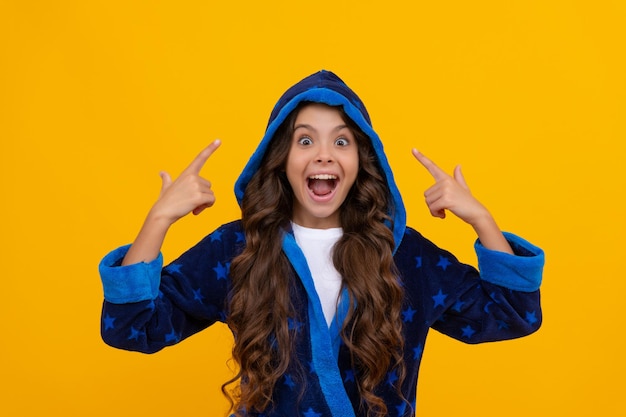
[284, 167, 298, 190]
[285, 157, 306, 187]
[346, 151, 360, 179]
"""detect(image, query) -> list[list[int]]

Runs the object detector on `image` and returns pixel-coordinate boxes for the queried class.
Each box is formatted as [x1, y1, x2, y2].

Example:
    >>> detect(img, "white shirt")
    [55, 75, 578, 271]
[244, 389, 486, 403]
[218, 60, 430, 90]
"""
[292, 223, 343, 327]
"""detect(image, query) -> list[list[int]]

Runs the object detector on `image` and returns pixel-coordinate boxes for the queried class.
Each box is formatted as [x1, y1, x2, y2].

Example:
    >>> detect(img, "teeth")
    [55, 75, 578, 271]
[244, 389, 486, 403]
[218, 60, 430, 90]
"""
[309, 174, 337, 180]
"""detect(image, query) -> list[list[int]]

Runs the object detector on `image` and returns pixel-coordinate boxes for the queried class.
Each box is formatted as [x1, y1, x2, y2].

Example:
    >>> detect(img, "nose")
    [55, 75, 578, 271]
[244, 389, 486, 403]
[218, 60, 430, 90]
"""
[315, 142, 334, 163]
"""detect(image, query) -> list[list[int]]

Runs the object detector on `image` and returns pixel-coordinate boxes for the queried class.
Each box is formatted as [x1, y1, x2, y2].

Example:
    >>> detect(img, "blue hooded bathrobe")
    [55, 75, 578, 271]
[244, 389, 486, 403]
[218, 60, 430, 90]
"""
[99, 70, 544, 417]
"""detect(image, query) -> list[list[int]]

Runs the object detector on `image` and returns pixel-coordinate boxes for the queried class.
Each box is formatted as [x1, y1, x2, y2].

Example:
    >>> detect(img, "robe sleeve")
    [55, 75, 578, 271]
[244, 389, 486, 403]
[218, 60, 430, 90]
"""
[399, 228, 544, 343]
[98, 221, 243, 353]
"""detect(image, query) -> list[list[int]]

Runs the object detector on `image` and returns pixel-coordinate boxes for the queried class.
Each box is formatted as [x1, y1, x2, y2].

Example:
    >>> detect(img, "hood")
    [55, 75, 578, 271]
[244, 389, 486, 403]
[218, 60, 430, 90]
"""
[234, 70, 406, 251]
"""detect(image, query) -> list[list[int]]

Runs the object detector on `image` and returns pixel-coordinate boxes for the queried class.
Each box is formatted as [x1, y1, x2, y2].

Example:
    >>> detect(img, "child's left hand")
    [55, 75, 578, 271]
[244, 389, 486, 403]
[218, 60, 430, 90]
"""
[411, 149, 491, 227]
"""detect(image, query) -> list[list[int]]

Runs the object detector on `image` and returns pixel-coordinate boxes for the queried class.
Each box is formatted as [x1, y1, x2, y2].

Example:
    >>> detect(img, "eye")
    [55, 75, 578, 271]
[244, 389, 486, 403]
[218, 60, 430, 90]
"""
[335, 137, 349, 146]
[297, 136, 313, 146]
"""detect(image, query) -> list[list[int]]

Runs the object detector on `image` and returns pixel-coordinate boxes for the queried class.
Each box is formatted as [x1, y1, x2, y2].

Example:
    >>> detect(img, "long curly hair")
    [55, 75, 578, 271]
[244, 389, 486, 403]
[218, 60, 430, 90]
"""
[224, 103, 406, 417]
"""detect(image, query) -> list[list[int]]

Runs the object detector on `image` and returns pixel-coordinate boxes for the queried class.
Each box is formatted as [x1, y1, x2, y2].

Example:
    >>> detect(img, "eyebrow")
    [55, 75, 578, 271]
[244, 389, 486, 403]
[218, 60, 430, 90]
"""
[293, 124, 350, 133]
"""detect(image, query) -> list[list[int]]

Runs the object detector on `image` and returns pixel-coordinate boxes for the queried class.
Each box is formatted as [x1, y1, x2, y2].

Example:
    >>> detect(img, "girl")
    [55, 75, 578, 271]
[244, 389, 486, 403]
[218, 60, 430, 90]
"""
[99, 70, 544, 417]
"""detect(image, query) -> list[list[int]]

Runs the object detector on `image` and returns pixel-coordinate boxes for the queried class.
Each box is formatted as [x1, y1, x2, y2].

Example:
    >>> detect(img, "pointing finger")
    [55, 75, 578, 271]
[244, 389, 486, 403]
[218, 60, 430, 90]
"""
[411, 149, 448, 181]
[182, 139, 222, 176]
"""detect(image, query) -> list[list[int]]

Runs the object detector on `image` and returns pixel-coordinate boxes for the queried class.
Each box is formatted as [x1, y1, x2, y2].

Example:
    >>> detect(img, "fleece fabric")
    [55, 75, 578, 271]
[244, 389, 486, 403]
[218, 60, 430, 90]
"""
[99, 70, 544, 417]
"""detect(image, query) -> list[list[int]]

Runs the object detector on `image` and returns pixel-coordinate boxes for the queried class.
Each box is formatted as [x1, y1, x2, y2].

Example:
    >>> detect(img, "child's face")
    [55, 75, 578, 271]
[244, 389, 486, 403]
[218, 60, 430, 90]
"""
[286, 103, 359, 228]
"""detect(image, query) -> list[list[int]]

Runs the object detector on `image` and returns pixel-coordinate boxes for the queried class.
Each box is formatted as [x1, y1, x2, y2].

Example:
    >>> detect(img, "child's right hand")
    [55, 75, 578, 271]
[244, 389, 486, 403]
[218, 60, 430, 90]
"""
[148, 140, 221, 226]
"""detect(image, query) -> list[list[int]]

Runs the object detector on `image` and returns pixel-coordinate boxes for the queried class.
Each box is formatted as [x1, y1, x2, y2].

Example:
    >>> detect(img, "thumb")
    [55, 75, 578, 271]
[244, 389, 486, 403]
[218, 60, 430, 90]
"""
[159, 171, 172, 192]
[453, 165, 470, 190]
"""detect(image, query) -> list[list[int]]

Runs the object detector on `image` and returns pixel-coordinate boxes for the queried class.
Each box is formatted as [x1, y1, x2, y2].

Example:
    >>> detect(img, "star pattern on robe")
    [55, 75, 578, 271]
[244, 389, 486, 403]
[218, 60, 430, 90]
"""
[303, 407, 322, 417]
[525, 311, 538, 325]
[402, 306, 417, 322]
[288, 318, 304, 332]
[165, 329, 180, 343]
[386, 369, 399, 386]
[395, 401, 408, 416]
[414, 256, 422, 268]
[192, 288, 205, 303]
[283, 374, 296, 389]
[436, 255, 451, 271]
[413, 343, 423, 360]
[165, 263, 182, 275]
[128, 327, 145, 341]
[343, 369, 355, 383]
[461, 324, 476, 339]
[103, 314, 116, 331]
[432, 289, 448, 308]
[210, 230, 223, 242]
[213, 261, 229, 280]
[496, 319, 509, 330]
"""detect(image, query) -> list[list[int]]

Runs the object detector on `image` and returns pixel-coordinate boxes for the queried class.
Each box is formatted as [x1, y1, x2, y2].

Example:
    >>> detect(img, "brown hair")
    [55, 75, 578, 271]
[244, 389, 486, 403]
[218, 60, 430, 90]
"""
[224, 103, 405, 416]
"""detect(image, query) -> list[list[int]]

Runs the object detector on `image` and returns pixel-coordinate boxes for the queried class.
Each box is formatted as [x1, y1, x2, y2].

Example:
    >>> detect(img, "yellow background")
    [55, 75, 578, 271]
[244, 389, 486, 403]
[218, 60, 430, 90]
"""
[1, 1, 624, 416]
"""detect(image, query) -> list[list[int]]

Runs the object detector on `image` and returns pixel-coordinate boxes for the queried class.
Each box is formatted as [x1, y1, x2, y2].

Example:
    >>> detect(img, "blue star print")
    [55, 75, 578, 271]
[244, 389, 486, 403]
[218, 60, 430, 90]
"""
[288, 318, 303, 332]
[525, 311, 538, 325]
[165, 263, 182, 275]
[213, 261, 229, 280]
[396, 401, 408, 416]
[165, 329, 180, 343]
[283, 374, 296, 389]
[303, 407, 322, 417]
[192, 288, 205, 303]
[436, 255, 451, 271]
[496, 320, 509, 330]
[235, 232, 245, 243]
[402, 306, 417, 322]
[386, 370, 399, 386]
[413, 343, 423, 360]
[103, 314, 116, 331]
[128, 327, 145, 341]
[210, 230, 222, 242]
[343, 369, 355, 383]
[461, 325, 476, 339]
[432, 289, 448, 308]
[415, 256, 422, 268]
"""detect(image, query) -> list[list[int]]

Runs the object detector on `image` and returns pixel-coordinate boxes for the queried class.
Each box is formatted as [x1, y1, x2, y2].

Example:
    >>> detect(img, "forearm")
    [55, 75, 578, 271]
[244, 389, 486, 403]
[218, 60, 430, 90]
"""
[471, 213, 514, 255]
[122, 212, 171, 265]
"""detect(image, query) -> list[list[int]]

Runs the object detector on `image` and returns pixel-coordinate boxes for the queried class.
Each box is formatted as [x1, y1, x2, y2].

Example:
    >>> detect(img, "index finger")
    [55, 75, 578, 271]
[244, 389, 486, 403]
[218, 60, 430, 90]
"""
[182, 139, 221, 175]
[411, 149, 448, 181]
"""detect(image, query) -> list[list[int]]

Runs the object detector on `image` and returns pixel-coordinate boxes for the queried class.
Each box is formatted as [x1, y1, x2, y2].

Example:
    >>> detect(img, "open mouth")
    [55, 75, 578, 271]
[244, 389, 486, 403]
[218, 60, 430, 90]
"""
[307, 174, 338, 197]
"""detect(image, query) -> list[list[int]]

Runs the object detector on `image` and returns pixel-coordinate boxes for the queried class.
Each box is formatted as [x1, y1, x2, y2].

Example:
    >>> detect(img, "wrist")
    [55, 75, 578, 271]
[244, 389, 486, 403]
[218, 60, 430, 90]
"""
[146, 207, 176, 230]
[471, 214, 514, 254]
[467, 207, 495, 232]
[471, 213, 495, 232]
